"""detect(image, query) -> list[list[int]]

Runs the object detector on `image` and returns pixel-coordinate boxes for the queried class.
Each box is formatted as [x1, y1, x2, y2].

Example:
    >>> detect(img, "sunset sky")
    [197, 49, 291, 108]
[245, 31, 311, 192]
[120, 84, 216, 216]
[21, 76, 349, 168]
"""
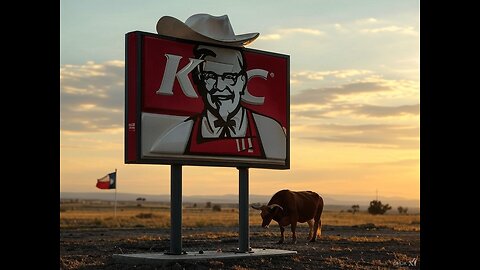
[60, 0, 419, 200]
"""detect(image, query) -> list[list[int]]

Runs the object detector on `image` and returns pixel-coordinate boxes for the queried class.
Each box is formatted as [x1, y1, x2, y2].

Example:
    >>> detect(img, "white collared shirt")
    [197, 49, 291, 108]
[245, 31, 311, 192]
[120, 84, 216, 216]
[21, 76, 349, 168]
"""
[201, 108, 248, 138]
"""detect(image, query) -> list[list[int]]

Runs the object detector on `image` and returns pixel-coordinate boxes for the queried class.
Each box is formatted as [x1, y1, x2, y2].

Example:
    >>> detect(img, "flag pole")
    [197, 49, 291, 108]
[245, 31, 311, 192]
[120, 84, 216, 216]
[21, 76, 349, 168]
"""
[114, 168, 117, 219]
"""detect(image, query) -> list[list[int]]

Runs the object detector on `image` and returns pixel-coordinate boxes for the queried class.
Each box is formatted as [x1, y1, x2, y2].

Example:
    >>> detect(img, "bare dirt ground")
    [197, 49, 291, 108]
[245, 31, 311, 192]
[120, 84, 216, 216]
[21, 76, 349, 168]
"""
[60, 224, 420, 269]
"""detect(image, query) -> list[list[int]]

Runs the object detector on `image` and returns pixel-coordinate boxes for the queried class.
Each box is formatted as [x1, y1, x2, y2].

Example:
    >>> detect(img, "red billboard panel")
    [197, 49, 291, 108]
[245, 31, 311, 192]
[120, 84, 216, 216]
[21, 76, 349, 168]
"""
[125, 31, 289, 169]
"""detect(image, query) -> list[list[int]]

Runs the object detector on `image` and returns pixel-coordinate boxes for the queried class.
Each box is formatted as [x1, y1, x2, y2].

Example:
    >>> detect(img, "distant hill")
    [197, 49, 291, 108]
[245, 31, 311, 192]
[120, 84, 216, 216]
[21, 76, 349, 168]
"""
[60, 192, 419, 213]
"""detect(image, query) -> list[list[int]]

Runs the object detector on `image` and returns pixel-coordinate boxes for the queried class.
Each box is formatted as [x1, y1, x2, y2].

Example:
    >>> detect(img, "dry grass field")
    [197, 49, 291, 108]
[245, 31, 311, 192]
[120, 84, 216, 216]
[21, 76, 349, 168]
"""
[60, 200, 420, 269]
[60, 200, 419, 231]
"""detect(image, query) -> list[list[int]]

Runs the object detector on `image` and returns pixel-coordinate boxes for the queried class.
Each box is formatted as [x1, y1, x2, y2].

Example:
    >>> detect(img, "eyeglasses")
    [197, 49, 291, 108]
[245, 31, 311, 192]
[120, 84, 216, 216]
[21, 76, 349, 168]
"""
[200, 71, 242, 86]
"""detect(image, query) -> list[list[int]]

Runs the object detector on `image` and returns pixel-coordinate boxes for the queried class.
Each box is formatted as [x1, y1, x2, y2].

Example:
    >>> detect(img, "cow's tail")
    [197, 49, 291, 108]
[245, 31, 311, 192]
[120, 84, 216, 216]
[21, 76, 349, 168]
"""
[310, 196, 324, 242]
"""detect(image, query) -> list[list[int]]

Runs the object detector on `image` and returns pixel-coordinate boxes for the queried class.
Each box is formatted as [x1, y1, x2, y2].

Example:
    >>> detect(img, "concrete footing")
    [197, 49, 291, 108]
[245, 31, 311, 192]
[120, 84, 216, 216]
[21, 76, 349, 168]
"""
[113, 248, 297, 265]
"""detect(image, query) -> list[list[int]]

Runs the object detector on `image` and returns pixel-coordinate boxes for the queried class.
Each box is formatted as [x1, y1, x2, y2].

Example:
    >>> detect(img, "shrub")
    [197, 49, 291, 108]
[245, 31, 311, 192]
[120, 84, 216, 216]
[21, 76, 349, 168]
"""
[195, 221, 206, 227]
[93, 218, 103, 226]
[351, 204, 360, 214]
[212, 204, 222, 212]
[368, 200, 391, 215]
[397, 206, 408, 214]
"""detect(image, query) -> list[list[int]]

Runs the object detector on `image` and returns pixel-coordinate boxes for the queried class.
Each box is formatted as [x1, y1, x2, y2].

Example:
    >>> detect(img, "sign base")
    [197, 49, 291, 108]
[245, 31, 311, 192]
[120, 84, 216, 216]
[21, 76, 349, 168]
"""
[113, 248, 297, 265]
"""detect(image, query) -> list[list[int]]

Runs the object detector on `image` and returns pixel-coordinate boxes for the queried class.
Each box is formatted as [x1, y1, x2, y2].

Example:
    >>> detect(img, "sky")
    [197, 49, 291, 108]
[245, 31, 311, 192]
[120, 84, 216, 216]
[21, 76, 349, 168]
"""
[60, 0, 419, 200]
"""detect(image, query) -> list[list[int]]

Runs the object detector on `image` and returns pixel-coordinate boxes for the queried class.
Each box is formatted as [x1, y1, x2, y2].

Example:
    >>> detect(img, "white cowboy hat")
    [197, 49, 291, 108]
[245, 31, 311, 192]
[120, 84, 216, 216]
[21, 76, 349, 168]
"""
[156, 13, 259, 47]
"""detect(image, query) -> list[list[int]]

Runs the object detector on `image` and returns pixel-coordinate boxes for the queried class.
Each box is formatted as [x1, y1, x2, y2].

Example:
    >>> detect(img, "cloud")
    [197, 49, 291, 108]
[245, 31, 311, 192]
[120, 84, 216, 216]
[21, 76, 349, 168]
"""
[289, 76, 419, 149]
[291, 88, 332, 105]
[280, 28, 324, 36]
[292, 108, 334, 120]
[291, 82, 391, 105]
[292, 103, 419, 120]
[355, 17, 378, 24]
[292, 69, 372, 81]
[361, 26, 418, 36]
[353, 158, 419, 167]
[260, 34, 281, 40]
[258, 27, 324, 41]
[343, 17, 417, 36]
[297, 123, 419, 149]
[353, 104, 419, 117]
[60, 60, 125, 132]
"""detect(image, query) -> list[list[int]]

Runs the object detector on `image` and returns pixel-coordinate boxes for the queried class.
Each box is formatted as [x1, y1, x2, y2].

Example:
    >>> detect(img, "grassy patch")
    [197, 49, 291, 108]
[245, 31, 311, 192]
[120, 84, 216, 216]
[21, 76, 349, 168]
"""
[60, 201, 419, 231]
[135, 213, 154, 219]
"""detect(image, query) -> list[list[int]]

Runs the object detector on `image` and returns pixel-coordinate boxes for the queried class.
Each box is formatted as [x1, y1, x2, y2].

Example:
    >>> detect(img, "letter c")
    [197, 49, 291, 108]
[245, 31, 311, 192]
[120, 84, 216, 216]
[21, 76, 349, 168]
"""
[242, 69, 268, 105]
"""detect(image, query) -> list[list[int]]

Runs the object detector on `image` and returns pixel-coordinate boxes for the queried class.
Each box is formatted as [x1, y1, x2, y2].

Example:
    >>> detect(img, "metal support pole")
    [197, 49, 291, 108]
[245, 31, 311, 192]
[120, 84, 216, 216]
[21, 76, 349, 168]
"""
[169, 164, 183, 255]
[114, 168, 117, 218]
[238, 167, 250, 252]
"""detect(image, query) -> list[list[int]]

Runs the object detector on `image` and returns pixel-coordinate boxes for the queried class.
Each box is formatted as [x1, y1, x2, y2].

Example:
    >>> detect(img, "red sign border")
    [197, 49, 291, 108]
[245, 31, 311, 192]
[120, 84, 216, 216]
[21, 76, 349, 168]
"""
[125, 31, 290, 169]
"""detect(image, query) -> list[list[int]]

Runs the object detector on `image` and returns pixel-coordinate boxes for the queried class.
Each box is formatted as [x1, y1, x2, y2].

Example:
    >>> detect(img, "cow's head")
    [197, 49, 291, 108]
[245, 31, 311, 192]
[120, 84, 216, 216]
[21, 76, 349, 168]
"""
[251, 204, 284, 228]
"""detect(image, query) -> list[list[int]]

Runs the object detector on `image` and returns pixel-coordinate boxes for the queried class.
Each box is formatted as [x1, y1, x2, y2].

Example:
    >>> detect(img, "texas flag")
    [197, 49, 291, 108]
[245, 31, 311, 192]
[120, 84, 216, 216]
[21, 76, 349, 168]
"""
[96, 172, 116, 189]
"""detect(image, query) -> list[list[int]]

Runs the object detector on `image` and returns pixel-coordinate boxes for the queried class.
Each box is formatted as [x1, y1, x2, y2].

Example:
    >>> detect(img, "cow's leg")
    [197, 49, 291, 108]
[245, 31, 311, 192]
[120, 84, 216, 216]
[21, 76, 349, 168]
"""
[307, 219, 314, 240]
[310, 198, 324, 242]
[291, 221, 298, 244]
[310, 218, 322, 242]
[278, 226, 285, 244]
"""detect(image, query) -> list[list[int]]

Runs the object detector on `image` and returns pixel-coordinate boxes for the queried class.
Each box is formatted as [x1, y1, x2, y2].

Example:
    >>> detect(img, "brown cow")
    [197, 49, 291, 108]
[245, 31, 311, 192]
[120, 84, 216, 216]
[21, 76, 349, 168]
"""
[251, 190, 324, 244]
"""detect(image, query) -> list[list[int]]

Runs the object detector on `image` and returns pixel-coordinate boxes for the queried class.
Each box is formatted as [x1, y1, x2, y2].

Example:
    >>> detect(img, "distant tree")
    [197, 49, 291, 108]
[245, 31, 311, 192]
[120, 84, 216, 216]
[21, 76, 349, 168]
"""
[205, 201, 212, 208]
[193, 203, 197, 208]
[136, 197, 146, 207]
[368, 200, 392, 215]
[351, 204, 360, 214]
[212, 204, 222, 212]
[397, 206, 408, 214]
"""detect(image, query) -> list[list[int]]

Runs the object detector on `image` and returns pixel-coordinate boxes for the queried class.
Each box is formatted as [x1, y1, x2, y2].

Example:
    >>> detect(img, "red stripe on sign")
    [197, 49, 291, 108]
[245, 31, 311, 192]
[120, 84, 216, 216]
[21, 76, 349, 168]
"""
[126, 32, 138, 162]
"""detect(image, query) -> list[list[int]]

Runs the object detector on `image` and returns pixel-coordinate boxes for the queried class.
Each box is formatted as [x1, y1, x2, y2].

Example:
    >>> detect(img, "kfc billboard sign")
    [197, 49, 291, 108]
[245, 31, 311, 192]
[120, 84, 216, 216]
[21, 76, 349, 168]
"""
[125, 14, 289, 169]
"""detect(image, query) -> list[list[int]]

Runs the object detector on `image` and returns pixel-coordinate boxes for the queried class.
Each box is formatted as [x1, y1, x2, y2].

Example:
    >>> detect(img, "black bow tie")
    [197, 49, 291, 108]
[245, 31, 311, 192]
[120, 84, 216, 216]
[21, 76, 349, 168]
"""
[214, 118, 236, 138]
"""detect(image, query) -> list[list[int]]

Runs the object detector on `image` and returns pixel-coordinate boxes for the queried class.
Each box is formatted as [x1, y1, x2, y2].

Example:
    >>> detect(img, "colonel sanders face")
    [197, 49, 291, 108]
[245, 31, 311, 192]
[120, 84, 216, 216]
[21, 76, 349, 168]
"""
[194, 45, 247, 121]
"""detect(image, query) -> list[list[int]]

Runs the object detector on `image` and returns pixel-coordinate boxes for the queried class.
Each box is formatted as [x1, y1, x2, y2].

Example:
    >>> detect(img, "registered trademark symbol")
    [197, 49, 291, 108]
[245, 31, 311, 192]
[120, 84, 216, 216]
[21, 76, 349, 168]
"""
[270, 72, 275, 78]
